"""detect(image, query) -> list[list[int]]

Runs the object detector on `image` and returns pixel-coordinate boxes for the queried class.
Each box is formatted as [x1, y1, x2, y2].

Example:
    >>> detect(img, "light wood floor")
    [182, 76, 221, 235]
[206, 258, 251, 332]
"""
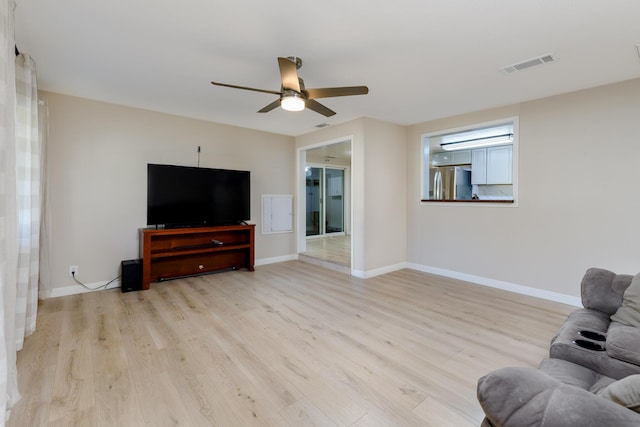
[302, 235, 351, 267]
[10, 261, 574, 426]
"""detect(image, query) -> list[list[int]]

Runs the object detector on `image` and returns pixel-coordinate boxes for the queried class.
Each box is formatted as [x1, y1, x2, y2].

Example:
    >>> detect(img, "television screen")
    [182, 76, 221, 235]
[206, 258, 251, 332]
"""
[147, 164, 250, 227]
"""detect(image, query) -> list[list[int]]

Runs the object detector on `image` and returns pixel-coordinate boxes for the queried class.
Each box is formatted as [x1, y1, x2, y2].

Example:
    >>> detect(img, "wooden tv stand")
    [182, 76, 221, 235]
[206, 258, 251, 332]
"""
[139, 224, 255, 289]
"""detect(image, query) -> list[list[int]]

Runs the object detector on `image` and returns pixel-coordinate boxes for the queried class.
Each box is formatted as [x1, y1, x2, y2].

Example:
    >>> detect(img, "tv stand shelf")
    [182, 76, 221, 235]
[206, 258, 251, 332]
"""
[139, 224, 255, 289]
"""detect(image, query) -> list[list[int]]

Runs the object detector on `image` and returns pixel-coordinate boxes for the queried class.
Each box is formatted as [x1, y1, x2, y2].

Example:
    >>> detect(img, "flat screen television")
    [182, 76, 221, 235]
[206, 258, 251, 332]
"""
[147, 163, 250, 228]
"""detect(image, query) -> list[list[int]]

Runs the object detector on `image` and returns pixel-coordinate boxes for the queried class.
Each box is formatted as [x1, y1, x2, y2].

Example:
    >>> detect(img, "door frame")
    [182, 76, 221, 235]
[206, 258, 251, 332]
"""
[296, 136, 353, 270]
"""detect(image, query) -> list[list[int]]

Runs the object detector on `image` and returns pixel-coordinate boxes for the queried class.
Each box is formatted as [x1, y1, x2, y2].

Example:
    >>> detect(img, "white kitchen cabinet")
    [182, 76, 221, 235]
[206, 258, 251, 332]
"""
[451, 150, 471, 165]
[486, 145, 512, 184]
[432, 152, 451, 166]
[471, 145, 512, 185]
[471, 149, 486, 184]
[432, 150, 471, 166]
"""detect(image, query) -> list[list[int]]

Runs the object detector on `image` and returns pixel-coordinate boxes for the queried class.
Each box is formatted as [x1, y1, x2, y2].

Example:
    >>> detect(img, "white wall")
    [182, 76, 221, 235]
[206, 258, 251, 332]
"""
[44, 92, 296, 296]
[362, 118, 407, 274]
[406, 78, 640, 299]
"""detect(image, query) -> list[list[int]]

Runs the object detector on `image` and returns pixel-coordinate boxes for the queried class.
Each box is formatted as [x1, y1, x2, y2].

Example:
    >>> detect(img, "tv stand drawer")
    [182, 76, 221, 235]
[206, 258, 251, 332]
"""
[150, 251, 249, 282]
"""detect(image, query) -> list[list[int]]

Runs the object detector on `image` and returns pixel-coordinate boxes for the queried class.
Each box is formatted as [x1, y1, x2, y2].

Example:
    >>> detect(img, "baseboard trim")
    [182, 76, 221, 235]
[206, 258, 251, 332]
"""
[42, 256, 297, 299]
[352, 262, 408, 279]
[407, 263, 581, 307]
[41, 280, 121, 299]
[255, 254, 298, 266]
[41, 259, 581, 307]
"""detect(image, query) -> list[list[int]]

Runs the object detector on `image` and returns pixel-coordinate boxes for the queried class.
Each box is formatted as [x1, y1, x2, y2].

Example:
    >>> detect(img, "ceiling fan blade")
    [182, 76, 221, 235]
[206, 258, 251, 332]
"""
[304, 86, 369, 99]
[258, 99, 281, 113]
[278, 57, 301, 92]
[211, 81, 281, 96]
[305, 99, 336, 117]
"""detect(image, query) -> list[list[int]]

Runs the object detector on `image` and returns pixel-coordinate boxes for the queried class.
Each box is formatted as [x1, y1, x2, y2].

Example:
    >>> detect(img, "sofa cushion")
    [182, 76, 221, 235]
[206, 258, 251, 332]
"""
[538, 358, 615, 393]
[581, 268, 633, 315]
[477, 366, 560, 426]
[607, 321, 640, 366]
[596, 374, 640, 412]
[611, 273, 640, 327]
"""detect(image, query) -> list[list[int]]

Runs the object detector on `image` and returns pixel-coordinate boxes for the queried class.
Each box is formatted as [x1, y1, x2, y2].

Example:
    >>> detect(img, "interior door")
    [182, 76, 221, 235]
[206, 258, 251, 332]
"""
[305, 167, 322, 236]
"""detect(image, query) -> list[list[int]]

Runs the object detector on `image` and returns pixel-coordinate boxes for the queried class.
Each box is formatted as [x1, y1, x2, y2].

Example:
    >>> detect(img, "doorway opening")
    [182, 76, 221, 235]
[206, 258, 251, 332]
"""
[299, 139, 352, 272]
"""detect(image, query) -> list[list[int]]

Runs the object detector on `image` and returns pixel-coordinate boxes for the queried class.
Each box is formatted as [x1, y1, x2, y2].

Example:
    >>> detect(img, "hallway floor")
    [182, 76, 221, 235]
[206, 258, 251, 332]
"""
[300, 235, 350, 273]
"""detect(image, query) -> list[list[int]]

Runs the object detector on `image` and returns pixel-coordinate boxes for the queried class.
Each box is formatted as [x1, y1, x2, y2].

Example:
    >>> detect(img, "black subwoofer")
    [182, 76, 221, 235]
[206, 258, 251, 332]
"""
[121, 259, 142, 293]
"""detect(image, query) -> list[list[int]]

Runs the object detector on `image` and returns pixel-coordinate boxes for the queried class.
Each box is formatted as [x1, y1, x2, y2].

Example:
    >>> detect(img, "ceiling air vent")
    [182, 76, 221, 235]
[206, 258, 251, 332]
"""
[502, 54, 555, 73]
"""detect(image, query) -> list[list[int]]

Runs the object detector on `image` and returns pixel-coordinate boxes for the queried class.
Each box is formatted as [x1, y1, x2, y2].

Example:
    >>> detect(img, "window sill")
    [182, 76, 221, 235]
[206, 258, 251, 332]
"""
[420, 199, 514, 204]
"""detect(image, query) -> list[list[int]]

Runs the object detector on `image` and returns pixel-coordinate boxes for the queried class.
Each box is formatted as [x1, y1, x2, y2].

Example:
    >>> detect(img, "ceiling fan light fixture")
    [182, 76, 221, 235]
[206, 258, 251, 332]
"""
[281, 93, 305, 112]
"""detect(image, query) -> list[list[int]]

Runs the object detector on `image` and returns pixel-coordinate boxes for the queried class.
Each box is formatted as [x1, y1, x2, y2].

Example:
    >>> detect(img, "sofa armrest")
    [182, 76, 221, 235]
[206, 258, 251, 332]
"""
[477, 367, 640, 426]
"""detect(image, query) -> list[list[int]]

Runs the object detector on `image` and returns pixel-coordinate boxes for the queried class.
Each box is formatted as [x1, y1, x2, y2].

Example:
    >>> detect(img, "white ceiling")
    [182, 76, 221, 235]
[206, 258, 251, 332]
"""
[306, 141, 352, 165]
[14, 1, 640, 137]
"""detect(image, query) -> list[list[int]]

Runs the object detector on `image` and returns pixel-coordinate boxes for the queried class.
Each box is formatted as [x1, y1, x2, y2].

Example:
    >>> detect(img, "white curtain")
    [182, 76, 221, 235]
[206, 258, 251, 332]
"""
[1, 0, 46, 423]
[0, 0, 21, 423]
[37, 96, 50, 297]
[14, 52, 40, 349]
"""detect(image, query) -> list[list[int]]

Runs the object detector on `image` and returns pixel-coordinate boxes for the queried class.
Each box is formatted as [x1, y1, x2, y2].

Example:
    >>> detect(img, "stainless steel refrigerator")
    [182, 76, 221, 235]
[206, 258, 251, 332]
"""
[430, 166, 472, 200]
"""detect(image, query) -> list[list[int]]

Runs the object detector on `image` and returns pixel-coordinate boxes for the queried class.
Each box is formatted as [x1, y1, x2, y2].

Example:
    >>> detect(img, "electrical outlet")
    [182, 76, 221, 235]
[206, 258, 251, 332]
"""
[69, 265, 78, 276]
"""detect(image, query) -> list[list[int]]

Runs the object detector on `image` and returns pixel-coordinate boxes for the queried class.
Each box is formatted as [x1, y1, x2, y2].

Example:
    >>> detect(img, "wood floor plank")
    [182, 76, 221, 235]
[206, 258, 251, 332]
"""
[47, 295, 97, 426]
[279, 397, 339, 427]
[10, 261, 574, 426]
[47, 330, 94, 426]
[90, 294, 145, 427]
[8, 301, 63, 427]
[412, 395, 479, 427]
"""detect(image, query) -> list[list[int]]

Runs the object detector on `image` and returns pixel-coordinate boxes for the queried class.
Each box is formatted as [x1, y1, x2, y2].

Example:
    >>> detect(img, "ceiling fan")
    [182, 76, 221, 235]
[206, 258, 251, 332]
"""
[210, 56, 369, 117]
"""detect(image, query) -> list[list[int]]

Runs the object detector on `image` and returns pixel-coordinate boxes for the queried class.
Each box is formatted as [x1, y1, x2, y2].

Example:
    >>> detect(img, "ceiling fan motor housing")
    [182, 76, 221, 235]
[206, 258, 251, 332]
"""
[287, 56, 303, 69]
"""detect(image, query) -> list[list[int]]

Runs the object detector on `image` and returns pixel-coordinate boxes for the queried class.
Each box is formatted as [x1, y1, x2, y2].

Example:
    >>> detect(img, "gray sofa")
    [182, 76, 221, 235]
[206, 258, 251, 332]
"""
[477, 268, 640, 426]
